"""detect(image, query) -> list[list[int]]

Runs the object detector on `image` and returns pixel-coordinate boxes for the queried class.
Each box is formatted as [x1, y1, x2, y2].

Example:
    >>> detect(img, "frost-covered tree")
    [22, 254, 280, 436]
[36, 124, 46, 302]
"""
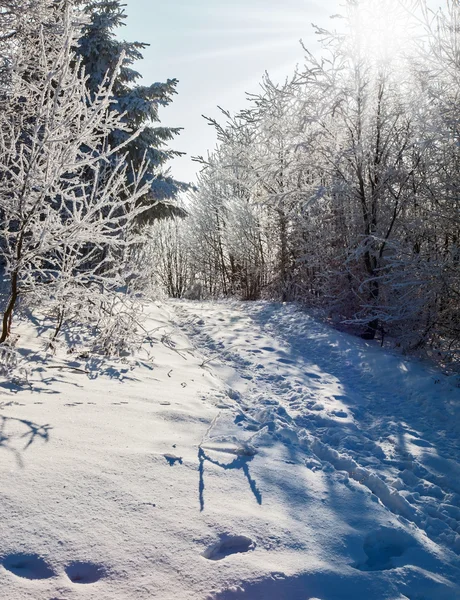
[134, 218, 191, 299]
[191, 134, 271, 300]
[76, 0, 187, 222]
[146, 0, 460, 366]
[0, 0, 148, 344]
[293, 1, 422, 338]
[381, 0, 460, 353]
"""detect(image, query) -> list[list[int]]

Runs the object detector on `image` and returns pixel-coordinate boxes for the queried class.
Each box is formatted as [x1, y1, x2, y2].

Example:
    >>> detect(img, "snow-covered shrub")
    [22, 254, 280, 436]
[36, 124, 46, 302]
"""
[0, 344, 28, 384]
[89, 295, 146, 357]
[0, 0, 149, 346]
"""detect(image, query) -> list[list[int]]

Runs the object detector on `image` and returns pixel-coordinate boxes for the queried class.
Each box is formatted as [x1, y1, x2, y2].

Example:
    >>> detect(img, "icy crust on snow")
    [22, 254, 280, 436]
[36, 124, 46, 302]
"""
[174, 299, 460, 598]
[0, 300, 459, 599]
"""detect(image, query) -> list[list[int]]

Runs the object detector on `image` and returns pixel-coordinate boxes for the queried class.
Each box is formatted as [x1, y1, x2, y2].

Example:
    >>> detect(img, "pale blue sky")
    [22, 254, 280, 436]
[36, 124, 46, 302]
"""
[122, 0, 339, 184]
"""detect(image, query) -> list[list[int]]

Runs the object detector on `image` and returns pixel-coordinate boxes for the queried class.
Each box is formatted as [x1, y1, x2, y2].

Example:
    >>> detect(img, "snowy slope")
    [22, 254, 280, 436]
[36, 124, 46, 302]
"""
[0, 300, 459, 599]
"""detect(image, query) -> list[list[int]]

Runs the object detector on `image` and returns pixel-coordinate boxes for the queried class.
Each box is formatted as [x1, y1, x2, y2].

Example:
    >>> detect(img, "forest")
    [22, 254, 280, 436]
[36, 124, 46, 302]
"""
[149, 0, 460, 368]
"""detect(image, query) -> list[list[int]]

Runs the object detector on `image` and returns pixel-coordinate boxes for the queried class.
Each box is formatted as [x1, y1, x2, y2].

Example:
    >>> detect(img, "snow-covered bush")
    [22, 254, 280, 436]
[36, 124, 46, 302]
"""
[0, 0, 149, 350]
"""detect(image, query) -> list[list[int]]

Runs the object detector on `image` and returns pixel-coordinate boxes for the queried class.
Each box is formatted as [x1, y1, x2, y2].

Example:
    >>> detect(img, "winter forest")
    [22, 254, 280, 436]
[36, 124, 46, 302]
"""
[0, 0, 459, 365]
[1, 1, 460, 599]
[152, 1, 460, 363]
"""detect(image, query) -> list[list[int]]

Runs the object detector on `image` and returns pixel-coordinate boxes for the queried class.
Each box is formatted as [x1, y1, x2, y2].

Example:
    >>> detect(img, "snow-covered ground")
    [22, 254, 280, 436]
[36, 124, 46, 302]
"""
[1, 300, 460, 599]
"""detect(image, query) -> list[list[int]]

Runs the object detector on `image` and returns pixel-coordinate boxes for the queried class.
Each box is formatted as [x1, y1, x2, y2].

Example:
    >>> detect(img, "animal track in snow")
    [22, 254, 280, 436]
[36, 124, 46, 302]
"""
[354, 527, 415, 571]
[203, 535, 255, 560]
[2, 553, 55, 579]
[65, 561, 105, 584]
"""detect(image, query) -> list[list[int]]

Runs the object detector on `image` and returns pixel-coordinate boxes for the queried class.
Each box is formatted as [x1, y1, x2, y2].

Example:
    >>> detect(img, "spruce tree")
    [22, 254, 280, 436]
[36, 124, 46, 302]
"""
[76, 0, 186, 221]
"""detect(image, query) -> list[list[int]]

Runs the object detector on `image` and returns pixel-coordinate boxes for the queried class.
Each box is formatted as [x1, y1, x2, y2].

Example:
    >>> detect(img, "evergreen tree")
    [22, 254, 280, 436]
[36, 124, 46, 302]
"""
[76, 0, 187, 221]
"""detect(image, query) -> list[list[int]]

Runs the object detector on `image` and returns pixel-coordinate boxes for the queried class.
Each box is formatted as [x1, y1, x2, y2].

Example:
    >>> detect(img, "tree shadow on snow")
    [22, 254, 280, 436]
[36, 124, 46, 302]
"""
[0, 415, 52, 468]
[198, 447, 262, 512]
[245, 302, 460, 464]
[84, 356, 141, 382]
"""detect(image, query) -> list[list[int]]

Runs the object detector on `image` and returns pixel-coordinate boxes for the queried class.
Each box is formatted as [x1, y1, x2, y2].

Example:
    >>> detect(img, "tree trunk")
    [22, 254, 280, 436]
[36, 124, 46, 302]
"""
[0, 268, 19, 343]
[278, 209, 289, 301]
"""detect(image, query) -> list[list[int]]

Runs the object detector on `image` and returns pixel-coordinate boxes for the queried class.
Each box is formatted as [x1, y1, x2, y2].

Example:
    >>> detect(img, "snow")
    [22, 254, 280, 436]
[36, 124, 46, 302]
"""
[1, 299, 460, 599]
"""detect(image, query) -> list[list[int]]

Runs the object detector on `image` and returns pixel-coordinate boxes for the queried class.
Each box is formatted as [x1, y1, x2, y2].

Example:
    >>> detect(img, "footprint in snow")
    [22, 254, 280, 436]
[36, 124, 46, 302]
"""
[354, 527, 416, 571]
[307, 401, 324, 411]
[226, 388, 241, 401]
[331, 409, 348, 418]
[203, 535, 255, 561]
[2, 553, 55, 580]
[306, 372, 322, 379]
[65, 561, 105, 584]
[410, 438, 432, 448]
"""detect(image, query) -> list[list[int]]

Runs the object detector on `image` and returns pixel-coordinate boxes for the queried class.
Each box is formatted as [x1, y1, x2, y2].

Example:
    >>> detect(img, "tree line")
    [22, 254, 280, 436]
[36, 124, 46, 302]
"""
[150, 0, 460, 367]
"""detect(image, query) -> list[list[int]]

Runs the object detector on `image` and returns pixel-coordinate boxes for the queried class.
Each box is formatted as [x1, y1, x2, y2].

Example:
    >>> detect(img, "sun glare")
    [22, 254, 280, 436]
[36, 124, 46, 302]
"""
[347, 0, 415, 65]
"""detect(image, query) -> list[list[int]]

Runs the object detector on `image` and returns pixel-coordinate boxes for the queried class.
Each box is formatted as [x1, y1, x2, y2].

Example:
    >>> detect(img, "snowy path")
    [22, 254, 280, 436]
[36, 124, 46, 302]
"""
[173, 300, 460, 598]
[0, 300, 459, 599]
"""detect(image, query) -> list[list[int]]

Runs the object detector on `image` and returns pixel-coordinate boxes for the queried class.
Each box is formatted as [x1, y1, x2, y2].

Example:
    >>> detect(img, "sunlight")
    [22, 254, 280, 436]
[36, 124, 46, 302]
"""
[346, 0, 416, 65]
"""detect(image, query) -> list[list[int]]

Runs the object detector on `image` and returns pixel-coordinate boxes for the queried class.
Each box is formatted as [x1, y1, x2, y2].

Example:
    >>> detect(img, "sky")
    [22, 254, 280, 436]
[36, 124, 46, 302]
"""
[122, 0, 339, 185]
